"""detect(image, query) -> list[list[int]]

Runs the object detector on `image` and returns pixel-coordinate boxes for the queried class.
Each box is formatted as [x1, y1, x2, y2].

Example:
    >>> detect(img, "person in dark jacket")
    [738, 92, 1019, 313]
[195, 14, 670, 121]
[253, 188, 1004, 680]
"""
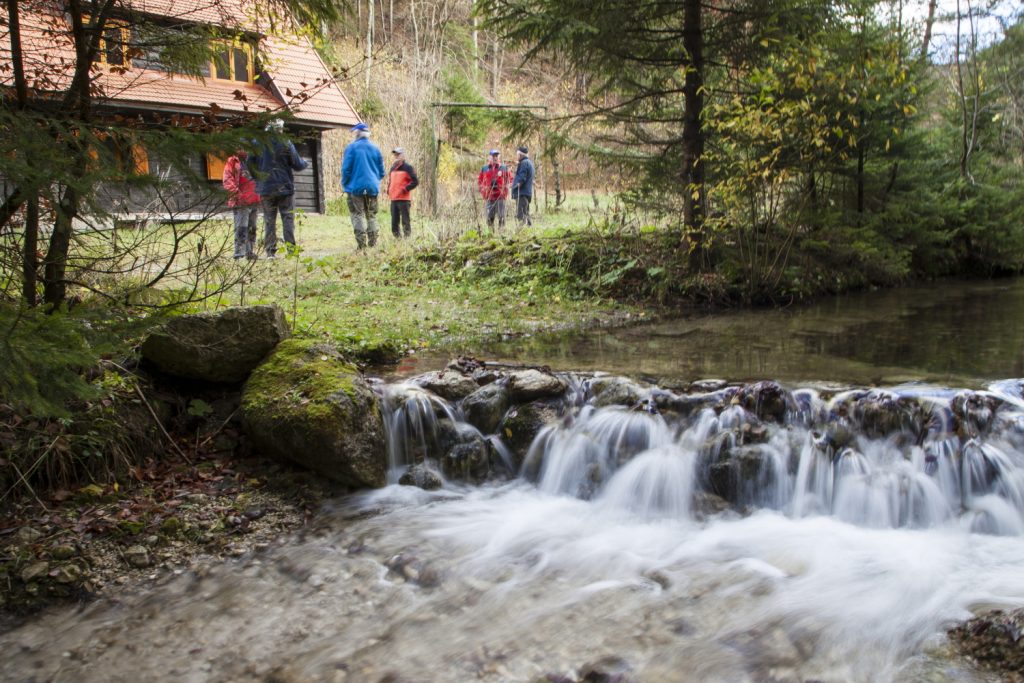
[477, 149, 512, 231]
[341, 122, 385, 249]
[512, 145, 535, 226]
[387, 147, 419, 238]
[249, 119, 308, 258]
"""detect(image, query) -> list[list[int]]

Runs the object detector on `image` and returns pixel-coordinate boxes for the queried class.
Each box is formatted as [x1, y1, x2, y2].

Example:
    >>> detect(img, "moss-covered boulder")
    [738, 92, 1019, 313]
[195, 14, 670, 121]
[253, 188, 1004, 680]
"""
[241, 340, 386, 488]
[141, 305, 290, 383]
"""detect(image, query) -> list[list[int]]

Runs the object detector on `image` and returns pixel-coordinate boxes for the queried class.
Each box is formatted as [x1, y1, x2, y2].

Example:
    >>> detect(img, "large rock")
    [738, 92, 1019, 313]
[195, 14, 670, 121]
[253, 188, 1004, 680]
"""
[507, 369, 568, 402]
[241, 339, 386, 488]
[141, 305, 290, 383]
[461, 382, 510, 434]
[587, 376, 645, 408]
[411, 369, 479, 401]
[499, 399, 562, 467]
[948, 608, 1024, 678]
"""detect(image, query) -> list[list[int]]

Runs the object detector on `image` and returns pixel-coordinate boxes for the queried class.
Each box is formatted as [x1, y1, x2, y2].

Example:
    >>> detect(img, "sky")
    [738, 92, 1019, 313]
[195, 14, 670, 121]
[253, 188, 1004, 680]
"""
[902, 0, 1023, 57]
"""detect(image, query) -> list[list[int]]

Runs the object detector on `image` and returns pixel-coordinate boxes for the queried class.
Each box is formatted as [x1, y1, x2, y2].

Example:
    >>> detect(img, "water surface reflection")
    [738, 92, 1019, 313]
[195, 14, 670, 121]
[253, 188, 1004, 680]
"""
[420, 278, 1024, 387]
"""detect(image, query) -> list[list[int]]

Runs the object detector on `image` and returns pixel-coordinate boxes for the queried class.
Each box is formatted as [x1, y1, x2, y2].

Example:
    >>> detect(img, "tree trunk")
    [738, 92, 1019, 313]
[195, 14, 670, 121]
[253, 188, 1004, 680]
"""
[472, 5, 479, 82]
[43, 186, 77, 307]
[23, 194, 38, 307]
[681, 0, 705, 268]
[921, 0, 938, 60]
[551, 153, 563, 207]
[6, 0, 29, 106]
[491, 34, 502, 99]
[365, 0, 374, 91]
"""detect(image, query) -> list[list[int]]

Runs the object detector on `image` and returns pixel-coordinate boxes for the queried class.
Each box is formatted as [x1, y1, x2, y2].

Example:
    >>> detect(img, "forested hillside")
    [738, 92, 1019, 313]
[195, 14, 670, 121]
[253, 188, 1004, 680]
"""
[323, 0, 1024, 300]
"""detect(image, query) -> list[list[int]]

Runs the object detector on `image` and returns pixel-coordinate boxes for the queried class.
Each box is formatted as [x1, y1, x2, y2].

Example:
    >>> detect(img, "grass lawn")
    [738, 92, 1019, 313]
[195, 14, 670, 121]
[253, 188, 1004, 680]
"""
[204, 193, 641, 361]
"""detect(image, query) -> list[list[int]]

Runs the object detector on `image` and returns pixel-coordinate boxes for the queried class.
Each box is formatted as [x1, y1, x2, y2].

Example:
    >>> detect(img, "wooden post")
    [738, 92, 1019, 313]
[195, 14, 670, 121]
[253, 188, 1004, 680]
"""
[430, 106, 439, 216]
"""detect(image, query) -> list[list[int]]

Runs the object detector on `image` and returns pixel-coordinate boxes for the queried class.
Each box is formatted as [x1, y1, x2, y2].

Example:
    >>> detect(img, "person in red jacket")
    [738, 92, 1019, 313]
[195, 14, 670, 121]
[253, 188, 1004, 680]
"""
[477, 149, 512, 231]
[387, 147, 419, 238]
[222, 150, 260, 260]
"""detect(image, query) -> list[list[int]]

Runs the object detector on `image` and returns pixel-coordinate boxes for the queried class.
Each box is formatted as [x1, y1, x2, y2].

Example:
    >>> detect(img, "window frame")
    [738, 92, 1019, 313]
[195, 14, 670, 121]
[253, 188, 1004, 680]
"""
[95, 19, 131, 67]
[209, 40, 254, 84]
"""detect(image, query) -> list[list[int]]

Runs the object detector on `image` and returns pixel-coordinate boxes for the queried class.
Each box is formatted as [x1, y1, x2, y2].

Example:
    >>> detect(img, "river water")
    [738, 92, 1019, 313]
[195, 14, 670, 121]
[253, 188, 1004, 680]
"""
[4, 278, 1024, 683]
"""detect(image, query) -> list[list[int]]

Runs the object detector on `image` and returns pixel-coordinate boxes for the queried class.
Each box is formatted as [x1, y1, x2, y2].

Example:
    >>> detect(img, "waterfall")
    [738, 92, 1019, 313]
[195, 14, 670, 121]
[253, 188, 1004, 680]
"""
[379, 372, 1024, 535]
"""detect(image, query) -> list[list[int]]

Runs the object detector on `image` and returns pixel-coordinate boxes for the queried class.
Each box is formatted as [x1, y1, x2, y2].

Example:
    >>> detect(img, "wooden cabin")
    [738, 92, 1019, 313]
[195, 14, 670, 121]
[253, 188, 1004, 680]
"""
[0, 0, 359, 220]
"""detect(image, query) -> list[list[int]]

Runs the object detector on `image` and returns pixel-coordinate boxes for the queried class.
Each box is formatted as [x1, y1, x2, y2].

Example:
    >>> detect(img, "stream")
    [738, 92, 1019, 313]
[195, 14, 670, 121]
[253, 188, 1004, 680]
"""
[4, 278, 1024, 683]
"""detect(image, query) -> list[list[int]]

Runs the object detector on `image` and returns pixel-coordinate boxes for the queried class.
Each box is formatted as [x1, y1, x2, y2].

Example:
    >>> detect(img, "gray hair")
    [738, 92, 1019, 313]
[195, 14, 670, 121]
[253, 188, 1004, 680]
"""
[356, 130, 371, 139]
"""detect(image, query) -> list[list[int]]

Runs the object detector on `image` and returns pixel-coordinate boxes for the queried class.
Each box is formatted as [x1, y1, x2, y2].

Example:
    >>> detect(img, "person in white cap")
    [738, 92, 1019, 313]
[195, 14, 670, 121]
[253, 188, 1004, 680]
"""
[477, 149, 512, 231]
[341, 122, 385, 249]
[387, 147, 419, 238]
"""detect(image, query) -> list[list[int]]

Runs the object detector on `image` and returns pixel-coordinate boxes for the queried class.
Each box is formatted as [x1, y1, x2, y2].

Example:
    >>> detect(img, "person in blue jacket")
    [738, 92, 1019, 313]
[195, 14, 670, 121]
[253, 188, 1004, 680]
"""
[512, 145, 535, 226]
[341, 122, 385, 249]
[249, 119, 308, 258]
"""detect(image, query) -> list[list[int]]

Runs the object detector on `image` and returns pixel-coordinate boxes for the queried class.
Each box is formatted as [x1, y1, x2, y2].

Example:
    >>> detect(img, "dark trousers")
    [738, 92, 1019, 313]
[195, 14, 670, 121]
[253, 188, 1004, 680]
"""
[391, 200, 411, 237]
[515, 194, 532, 225]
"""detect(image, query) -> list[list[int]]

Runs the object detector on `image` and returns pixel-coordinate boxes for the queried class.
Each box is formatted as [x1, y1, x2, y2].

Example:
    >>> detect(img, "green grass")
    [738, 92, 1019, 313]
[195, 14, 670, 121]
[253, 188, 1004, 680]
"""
[202, 193, 637, 361]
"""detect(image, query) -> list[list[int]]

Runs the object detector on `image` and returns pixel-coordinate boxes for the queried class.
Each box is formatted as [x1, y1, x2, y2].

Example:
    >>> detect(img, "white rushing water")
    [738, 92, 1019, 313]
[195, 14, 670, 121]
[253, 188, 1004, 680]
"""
[3, 377, 1024, 682]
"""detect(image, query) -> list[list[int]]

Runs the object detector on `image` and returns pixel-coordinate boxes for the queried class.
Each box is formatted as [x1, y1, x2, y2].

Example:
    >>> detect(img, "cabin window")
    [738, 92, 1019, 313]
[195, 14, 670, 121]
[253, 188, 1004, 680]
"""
[210, 42, 253, 83]
[97, 21, 130, 67]
[87, 133, 149, 176]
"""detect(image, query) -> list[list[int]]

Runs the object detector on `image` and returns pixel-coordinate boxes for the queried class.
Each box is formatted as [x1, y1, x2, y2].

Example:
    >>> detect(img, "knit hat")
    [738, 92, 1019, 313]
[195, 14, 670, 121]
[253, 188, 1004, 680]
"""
[517, 146, 528, 154]
[352, 122, 369, 132]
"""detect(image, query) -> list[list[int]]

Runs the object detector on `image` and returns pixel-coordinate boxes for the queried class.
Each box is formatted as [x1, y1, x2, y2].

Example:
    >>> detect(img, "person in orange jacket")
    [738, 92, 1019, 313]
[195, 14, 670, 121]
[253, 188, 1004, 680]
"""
[387, 147, 419, 238]
[477, 149, 512, 231]
[222, 150, 260, 260]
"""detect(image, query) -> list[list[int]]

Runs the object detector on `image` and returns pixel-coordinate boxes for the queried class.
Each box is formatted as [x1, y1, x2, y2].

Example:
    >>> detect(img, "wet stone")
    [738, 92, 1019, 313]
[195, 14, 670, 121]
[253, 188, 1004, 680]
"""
[412, 369, 479, 401]
[507, 369, 568, 402]
[587, 376, 645, 408]
[579, 656, 634, 682]
[398, 464, 443, 490]
[461, 382, 510, 435]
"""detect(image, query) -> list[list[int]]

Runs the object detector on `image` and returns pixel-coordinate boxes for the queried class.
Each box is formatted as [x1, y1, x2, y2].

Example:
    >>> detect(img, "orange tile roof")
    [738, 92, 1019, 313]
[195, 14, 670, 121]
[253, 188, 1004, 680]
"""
[0, 0, 358, 128]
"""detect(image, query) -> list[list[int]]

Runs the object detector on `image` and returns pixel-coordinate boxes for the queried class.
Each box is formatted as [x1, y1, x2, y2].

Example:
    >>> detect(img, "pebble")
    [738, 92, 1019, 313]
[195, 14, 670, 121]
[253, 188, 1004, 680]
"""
[20, 561, 49, 583]
[17, 527, 44, 544]
[50, 544, 77, 560]
[124, 545, 153, 568]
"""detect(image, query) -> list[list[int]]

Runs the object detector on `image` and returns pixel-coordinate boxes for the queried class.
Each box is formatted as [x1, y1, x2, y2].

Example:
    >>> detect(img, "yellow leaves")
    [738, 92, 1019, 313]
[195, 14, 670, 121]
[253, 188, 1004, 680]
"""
[885, 138, 891, 152]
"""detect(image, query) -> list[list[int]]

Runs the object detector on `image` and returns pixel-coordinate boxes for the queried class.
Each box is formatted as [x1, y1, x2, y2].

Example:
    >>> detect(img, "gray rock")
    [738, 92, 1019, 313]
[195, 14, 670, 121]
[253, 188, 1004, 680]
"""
[735, 381, 792, 424]
[20, 561, 49, 583]
[53, 564, 83, 584]
[498, 400, 562, 467]
[398, 464, 444, 490]
[412, 370, 479, 401]
[587, 376, 645, 408]
[17, 527, 43, 544]
[241, 340, 387, 489]
[441, 428, 491, 483]
[141, 305, 290, 383]
[706, 444, 785, 507]
[461, 382, 510, 434]
[507, 369, 568, 402]
[124, 545, 152, 568]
